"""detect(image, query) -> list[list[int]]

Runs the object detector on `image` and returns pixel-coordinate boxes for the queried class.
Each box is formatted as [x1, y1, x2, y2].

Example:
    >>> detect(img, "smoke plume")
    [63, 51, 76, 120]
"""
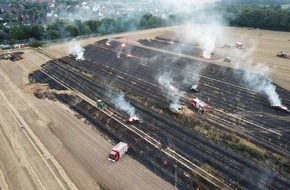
[242, 64, 281, 106]
[234, 44, 282, 106]
[156, 71, 184, 112]
[105, 38, 112, 46]
[109, 92, 136, 117]
[182, 62, 206, 89]
[68, 39, 85, 61]
[177, 23, 225, 59]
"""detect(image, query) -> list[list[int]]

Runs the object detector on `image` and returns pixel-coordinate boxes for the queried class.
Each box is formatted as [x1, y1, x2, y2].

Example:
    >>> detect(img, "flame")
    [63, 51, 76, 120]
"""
[127, 54, 132, 58]
[121, 43, 126, 47]
[168, 85, 178, 93]
[128, 116, 139, 122]
[105, 42, 111, 46]
[203, 54, 211, 59]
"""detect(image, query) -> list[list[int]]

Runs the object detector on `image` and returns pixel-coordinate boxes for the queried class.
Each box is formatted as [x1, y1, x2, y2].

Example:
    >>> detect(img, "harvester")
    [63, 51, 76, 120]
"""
[235, 42, 243, 49]
[276, 51, 289, 59]
[222, 43, 231, 48]
[224, 57, 231, 62]
[0, 51, 24, 61]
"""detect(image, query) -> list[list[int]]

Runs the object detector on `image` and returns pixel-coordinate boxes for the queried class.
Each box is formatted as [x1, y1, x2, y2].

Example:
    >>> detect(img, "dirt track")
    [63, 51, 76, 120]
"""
[0, 25, 289, 190]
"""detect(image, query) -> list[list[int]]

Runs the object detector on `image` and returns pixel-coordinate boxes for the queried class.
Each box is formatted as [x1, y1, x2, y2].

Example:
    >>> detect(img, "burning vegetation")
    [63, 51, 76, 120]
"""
[68, 39, 85, 61]
[271, 104, 290, 113]
[127, 116, 143, 124]
[190, 83, 199, 92]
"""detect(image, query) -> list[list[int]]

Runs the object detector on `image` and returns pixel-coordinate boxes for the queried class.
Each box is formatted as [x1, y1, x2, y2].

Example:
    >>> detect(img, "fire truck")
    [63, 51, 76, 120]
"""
[108, 142, 129, 162]
[192, 98, 209, 112]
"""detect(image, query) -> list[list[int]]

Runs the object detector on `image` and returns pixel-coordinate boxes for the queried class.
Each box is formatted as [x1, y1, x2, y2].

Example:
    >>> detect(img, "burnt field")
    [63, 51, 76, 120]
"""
[29, 38, 290, 190]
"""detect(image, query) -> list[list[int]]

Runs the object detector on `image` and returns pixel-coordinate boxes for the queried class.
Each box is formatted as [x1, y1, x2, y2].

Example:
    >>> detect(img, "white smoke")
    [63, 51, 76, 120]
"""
[110, 93, 136, 117]
[116, 42, 126, 58]
[105, 38, 112, 46]
[117, 39, 133, 58]
[182, 62, 205, 89]
[242, 64, 281, 106]
[179, 24, 224, 58]
[200, 28, 216, 58]
[156, 72, 184, 112]
[165, 0, 227, 59]
[124, 43, 133, 56]
[234, 44, 282, 106]
[68, 39, 85, 61]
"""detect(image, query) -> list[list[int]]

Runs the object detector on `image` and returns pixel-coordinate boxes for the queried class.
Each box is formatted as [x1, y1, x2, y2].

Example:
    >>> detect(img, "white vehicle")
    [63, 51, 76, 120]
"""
[235, 42, 243, 49]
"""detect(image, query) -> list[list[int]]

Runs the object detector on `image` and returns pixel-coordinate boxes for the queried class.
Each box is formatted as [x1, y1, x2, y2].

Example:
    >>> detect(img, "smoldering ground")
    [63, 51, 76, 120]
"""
[233, 43, 283, 106]
[68, 38, 85, 61]
[156, 71, 184, 112]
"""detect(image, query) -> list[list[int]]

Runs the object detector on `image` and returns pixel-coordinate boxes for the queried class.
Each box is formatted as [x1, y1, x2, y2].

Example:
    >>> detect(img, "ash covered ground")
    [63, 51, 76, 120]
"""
[29, 37, 290, 190]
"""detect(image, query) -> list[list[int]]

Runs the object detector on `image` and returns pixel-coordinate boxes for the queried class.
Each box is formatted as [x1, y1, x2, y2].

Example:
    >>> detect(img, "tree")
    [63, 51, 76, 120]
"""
[99, 18, 116, 34]
[139, 14, 165, 29]
[85, 20, 100, 33]
[9, 26, 25, 40]
[0, 31, 8, 41]
[8, 38, 16, 46]
[83, 25, 91, 36]
[47, 29, 60, 40]
[30, 25, 44, 40]
[30, 39, 42, 48]
[47, 19, 68, 37]
[74, 19, 84, 33]
[66, 25, 79, 37]
[224, 5, 290, 31]
[139, 14, 153, 28]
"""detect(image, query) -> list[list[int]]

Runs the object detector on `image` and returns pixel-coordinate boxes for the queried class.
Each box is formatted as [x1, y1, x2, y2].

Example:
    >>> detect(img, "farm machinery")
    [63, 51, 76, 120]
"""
[276, 51, 289, 59]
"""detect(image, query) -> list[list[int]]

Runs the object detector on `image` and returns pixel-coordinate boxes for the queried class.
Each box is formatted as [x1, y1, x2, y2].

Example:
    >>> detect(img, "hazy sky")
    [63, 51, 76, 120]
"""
[161, 0, 218, 4]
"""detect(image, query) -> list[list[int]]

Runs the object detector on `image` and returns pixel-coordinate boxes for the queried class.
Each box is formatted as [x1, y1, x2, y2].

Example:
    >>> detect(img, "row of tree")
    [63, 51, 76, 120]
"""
[218, 0, 290, 6]
[0, 5, 289, 43]
[1, 14, 167, 42]
[0, 1, 49, 24]
[221, 5, 290, 31]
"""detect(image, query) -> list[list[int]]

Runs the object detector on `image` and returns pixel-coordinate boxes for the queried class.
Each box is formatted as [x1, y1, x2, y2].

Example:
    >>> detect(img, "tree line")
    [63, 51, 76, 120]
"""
[0, 4, 289, 45]
[0, 14, 167, 43]
[220, 5, 290, 31]
[218, 0, 290, 6]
